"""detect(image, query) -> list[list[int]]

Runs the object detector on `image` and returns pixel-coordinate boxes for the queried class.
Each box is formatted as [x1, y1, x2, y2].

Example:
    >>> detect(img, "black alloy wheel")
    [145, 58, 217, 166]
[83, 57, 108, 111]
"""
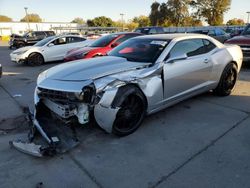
[27, 53, 44, 66]
[214, 63, 238, 96]
[112, 93, 146, 136]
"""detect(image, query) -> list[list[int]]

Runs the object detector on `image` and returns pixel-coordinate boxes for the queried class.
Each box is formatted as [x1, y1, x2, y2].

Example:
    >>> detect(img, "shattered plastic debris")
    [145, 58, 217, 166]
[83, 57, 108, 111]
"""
[9, 141, 43, 157]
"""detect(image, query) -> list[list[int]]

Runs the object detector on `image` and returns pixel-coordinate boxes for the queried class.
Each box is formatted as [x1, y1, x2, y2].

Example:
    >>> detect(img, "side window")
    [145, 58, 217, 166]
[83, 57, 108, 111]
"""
[208, 30, 216, 36]
[203, 39, 216, 53]
[169, 39, 207, 58]
[35, 32, 45, 38]
[66, 37, 85, 43]
[52, 37, 66, 45]
[149, 28, 157, 34]
[115, 35, 137, 44]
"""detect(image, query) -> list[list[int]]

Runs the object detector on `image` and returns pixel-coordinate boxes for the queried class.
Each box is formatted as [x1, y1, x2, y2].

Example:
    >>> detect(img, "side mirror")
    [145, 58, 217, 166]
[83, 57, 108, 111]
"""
[165, 54, 188, 64]
[111, 43, 118, 48]
[48, 43, 54, 47]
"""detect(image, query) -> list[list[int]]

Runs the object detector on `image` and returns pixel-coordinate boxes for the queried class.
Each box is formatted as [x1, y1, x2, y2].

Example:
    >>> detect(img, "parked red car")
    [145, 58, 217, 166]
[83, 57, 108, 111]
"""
[225, 24, 250, 62]
[64, 32, 142, 62]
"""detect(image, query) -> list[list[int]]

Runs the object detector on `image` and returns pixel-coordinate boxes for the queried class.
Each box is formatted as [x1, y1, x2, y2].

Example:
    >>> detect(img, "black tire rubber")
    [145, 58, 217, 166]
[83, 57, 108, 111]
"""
[27, 53, 44, 66]
[214, 63, 238, 96]
[112, 85, 147, 136]
[16, 42, 25, 49]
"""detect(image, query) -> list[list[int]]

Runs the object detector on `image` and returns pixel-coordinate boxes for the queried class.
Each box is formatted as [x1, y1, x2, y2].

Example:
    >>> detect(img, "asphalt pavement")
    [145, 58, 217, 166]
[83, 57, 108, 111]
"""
[0, 41, 250, 188]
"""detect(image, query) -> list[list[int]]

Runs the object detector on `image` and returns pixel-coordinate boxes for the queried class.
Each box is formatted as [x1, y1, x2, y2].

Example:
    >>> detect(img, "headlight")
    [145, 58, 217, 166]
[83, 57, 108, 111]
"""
[75, 51, 89, 59]
[74, 92, 84, 101]
[13, 50, 28, 55]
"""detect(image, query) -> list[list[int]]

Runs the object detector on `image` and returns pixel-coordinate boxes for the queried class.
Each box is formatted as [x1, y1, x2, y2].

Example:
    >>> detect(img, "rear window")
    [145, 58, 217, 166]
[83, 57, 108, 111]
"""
[90, 34, 118, 47]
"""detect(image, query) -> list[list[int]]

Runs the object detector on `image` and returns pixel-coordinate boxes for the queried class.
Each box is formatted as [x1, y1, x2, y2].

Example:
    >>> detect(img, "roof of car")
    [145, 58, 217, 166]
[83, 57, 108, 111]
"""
[133, 33, 210, 40]
[111, 32, 143, 35]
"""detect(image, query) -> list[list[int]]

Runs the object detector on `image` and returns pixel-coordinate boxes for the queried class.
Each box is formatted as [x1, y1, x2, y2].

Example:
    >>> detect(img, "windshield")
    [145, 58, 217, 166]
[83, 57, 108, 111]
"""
[135, 28, 150, 35]
[109, 38, 170, 63]
[90, 34, 118, 47]
[242, 25, 250, 35]
[34, 36, 56, 47]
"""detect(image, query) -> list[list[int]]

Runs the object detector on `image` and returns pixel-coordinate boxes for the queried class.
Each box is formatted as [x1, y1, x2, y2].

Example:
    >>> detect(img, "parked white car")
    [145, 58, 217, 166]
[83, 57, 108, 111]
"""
[10, 35, 92, 66]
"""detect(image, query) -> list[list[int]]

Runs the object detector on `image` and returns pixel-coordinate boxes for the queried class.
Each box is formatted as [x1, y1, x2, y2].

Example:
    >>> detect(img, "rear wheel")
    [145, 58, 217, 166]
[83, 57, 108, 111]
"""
[112, 86, 146, 136]
[214, 63, 238, 96]
[27, 53, 44, 66]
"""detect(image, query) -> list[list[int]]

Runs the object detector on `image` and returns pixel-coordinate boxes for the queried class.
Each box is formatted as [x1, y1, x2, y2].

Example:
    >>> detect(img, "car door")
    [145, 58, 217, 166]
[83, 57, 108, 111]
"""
[43, 37, 67, 61]
[163, 39, 214, 100]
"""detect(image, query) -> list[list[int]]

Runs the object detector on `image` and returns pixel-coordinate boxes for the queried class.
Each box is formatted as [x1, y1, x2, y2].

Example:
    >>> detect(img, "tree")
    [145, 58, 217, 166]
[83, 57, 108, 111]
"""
[191, 0, 231, 25]
[133, 15, 150, 27]
[167, 0, 191, 26]
[149, 2, 161, 26]
[87, 16, 114, 27]
[71, 17, 85, 24]
[226, 18, 245, 26]
[126, 21, 139, 31]
[20, 14, 42, 22]
[0, 15, 12, 22]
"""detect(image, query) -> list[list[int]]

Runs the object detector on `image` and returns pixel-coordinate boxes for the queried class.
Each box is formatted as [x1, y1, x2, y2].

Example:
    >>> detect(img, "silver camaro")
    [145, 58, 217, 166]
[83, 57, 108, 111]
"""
[11, 34, 243, 156]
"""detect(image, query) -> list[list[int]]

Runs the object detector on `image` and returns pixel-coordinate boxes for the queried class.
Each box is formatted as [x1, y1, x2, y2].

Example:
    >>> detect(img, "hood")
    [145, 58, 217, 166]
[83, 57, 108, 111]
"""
[67, 46, 99, 57]
[44, 56, 149, 81]
[12, 46, 37, 53]
[226, 35, 250, 45]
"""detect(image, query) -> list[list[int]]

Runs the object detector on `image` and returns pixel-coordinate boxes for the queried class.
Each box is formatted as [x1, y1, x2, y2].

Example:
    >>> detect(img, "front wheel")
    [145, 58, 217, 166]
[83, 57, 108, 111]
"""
[27, 53, 44, 66]
[214, 63, 238, 96]
[112, 86, 146, 136]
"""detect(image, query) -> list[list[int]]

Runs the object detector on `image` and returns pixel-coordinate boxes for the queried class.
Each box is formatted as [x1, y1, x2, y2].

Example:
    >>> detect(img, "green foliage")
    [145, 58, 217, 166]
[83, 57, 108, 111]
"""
[149, 0, 231, 26]
[20, 14, 42, 22]
[133, 15, 150, 27]
[71, 17, 85, 24]
[226, 18, 245, 26]
[0, 15, 12, 22]
[87, 16, 114, 27]
[191, 0, 231, 25]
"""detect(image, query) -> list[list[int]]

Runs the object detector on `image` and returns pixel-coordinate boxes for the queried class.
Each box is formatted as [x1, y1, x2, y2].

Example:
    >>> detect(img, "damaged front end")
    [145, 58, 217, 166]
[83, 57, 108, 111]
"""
[10, 83, 98, 157]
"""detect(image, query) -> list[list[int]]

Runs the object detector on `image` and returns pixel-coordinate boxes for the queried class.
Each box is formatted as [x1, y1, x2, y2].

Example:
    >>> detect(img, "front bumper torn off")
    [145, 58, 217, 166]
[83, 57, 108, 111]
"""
[10, 111, 80, 157]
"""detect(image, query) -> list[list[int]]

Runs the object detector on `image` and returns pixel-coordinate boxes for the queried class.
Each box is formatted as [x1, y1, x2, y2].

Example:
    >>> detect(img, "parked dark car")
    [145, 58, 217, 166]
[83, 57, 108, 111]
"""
[134, 26, 165, 35]
[225, 24, 250, 62]
[189, 28, 231, 43]
[9, 31, 55, 49]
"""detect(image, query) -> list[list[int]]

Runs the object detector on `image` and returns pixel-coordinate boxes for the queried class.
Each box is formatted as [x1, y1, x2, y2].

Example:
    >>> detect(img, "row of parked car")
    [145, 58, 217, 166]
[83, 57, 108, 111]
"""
[8, 24, 250, 67]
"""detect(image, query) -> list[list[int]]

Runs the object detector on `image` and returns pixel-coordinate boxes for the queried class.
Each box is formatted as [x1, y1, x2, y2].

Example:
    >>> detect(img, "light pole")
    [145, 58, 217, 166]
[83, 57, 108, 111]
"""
[247, 12, 250, 24]
[120, 13, 125, 31]
[24, 7, 30, 31]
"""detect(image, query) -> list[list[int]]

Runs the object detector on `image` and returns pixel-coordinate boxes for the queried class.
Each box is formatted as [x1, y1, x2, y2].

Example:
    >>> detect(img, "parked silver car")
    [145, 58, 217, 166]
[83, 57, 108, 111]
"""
[11, 34, 243, 157]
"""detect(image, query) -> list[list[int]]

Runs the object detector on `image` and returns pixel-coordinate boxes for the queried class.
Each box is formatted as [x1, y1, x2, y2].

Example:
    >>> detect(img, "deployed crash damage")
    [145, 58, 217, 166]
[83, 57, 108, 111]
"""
[11, 34, 243, 157]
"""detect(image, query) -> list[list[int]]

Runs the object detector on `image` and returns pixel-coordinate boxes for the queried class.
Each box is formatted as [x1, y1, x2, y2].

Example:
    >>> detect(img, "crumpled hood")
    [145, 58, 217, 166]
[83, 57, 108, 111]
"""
[45, 56, 149, 81]
[226, 35, 250, 45]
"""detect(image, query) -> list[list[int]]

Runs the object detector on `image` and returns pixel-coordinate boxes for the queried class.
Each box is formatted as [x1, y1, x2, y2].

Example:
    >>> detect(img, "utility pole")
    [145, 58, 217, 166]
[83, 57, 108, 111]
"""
[120, 13, 125, 31]
[24, 7, 30, 31]
[247, 12, 250, 24]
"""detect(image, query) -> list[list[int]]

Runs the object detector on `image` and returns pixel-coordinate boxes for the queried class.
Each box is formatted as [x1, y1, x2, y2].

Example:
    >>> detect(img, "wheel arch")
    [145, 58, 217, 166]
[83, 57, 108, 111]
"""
[111, 83, 148, 110]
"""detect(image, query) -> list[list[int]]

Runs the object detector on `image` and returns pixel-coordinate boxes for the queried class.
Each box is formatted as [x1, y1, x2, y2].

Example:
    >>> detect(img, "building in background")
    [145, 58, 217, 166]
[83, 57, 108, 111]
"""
[0, 21, 78, 40]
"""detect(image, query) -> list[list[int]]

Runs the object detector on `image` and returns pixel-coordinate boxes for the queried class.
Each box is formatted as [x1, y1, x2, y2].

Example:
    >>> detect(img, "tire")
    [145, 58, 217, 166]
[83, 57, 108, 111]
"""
[27, 53, 44, 66]
[112, 86, 147, 136]
[17, 42, 25, 49]
[214, 63, 238, 96]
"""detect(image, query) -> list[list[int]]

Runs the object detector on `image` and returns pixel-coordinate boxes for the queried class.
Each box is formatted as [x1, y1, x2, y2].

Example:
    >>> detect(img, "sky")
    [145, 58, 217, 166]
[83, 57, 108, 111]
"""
[0, 0, 249, 23]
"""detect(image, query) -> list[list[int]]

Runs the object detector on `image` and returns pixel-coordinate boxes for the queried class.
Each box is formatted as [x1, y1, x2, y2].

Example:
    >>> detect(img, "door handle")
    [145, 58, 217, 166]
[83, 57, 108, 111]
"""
[204, 59, 209, 63]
